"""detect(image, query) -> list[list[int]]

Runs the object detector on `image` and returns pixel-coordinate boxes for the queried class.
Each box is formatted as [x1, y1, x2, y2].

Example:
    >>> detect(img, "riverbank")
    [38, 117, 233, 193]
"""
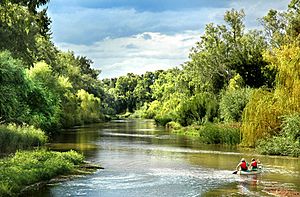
[0, 149, 101, 196]
[167, 120, 300, 157]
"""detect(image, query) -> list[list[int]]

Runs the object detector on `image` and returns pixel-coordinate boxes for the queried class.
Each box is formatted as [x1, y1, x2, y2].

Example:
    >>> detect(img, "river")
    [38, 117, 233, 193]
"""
[31, 119, 300, 196]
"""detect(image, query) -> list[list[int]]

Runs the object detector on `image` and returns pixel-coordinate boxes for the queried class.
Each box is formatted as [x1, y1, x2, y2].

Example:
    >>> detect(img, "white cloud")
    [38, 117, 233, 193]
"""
[56, 31, 200, 78]
[49, 0, 291, 78]
[48, 7, 226, 44]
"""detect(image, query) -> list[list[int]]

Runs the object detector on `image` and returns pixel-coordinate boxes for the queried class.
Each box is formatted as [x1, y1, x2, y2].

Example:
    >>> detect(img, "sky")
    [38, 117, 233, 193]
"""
[46, 0, 290, 79]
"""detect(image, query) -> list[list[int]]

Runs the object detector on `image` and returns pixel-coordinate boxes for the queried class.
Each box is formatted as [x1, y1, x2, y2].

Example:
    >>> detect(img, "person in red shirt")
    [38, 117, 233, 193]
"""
[250, 158, 258, 171]
[236, 158, 248, 171]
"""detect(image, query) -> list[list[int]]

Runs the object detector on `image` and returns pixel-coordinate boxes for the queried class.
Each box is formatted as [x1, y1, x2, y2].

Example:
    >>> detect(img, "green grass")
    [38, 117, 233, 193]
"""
[0, 149, 84, 196]
[0, 124, 47, 153]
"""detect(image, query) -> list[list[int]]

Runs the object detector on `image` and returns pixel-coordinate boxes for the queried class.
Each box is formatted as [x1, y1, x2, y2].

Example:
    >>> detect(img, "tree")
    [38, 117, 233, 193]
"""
[0, 51, 30, 123]
[0, 0, 52, 65]
[185, 9, 272, 92]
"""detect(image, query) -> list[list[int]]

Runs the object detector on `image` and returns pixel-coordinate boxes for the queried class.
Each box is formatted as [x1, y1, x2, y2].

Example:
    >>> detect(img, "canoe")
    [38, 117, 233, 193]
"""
[237, 168, 262, 175]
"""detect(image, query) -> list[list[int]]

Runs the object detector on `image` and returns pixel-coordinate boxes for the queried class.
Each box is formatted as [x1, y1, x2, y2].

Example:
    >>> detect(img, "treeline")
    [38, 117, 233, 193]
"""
[103, 0, 300, 156]
[0, 0, 107, 134]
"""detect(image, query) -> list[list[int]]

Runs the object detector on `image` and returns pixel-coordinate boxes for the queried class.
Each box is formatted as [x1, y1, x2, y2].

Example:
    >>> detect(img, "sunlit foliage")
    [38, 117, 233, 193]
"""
[241, 42, 300, 146]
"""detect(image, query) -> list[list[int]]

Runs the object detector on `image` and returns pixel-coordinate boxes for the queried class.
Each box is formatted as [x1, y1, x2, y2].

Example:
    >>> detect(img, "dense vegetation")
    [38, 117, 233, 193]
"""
[0, 1, 95, 195]
[0, 124, 47, 153]
[0, 0, 104, 133]
[0, 149, 84, 196]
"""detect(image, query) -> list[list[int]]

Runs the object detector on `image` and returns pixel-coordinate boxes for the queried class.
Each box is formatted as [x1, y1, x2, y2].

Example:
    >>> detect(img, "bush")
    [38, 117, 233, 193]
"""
[256, 113, 300, 157]
[154, 114, 173, 126]
[0, 149, 84, 196]
[143, 101, 161, 119]
[219, 87, 253, 122]
[176, 92, 218, 126]
[0, 51, 31, 124]
[0, 124, 47, 153]
[166, 121, 182, 130]
[153, 95, 181, 126]
[198, 123, 241, 145]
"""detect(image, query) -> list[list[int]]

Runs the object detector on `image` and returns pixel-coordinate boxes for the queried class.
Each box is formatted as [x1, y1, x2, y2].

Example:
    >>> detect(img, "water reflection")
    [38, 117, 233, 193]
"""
[34, 119, 300, 197]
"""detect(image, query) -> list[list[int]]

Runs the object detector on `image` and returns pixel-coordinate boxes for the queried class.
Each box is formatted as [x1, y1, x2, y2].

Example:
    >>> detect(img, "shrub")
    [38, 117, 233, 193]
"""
[219, 87, 253, 122]
[176, 92, 218, 126]
[165, 121, 182, 130]
[198, 123, 240, 145]
[256, 113, 300, 157]
[0, 124, 47, 153]
[144, 100, 161, 119]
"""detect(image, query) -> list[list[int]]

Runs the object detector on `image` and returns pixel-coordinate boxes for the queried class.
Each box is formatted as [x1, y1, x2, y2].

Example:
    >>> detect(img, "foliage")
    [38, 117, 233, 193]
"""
[143, 101, 161, 119]
[176, 92, 218, 126]
[198, 123, 241, 145]
[256, 113, 300, 157]
[0, 51, 30, 124]
[113, 73, 139, 113]
[77, 89, 102, 123]
[154, 93, 182, 126]
[0, 124, 47, 153]
[262, 0, 300, 47]
[165, 121, 182, 130]
[219, 86, 253, 123]
[241, 41, 300, 147]
[0, 149, 84, 196]
[26, 62, 62, 131]
[173, 123, 240, 145]
[184, 9, 272, 95]
[0, 0, 51, 65]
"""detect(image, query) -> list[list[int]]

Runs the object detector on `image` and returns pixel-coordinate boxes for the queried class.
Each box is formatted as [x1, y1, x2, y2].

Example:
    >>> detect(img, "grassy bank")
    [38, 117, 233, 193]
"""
[0, 124, 47, 153]
[0, 149, 84, 196]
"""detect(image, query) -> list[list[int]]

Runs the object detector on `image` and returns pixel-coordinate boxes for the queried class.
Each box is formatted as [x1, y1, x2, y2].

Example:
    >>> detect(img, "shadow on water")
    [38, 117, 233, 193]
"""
[32, 119, 300, 197]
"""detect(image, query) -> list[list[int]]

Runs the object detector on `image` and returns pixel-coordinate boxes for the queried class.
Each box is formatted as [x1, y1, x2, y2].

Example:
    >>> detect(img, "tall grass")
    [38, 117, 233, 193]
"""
[0, 124, 47, 153]
[0, 149, 84, 196]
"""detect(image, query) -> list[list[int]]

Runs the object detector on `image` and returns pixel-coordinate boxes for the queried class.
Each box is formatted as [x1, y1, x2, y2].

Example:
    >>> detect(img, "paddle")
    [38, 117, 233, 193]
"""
[232, 170, 238, 174]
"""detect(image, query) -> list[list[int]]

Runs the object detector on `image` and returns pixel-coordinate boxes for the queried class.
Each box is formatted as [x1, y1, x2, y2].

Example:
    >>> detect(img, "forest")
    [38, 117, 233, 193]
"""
[0, 0, 299, 195]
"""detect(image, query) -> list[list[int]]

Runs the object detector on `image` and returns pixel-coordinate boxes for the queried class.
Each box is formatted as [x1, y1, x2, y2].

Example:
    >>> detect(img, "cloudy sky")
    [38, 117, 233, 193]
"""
[47, 0, 290, 79]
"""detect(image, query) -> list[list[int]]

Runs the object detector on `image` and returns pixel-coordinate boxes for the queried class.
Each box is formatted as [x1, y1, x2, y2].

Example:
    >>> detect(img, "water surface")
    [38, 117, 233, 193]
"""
[32, 119, 300, 196]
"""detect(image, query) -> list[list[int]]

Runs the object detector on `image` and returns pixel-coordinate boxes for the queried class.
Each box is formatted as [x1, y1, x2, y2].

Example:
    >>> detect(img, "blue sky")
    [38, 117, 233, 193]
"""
[47, 0, 290, 78]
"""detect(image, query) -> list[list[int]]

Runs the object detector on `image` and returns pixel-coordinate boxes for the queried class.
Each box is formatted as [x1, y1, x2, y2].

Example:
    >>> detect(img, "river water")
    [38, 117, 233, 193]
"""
[32, 119, 300, 196]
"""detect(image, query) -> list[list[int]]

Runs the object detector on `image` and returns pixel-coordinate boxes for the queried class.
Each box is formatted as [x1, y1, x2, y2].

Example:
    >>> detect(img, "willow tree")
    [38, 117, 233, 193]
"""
[241, 43, 300, 146]
[241, 0, 300, 147]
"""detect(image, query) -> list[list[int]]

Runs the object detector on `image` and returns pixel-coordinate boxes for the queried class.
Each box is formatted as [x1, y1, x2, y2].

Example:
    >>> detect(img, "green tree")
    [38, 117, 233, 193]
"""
[26, 62, 62, 131]
[0, 0, 51, 65]
[0, 51, 30, 123]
